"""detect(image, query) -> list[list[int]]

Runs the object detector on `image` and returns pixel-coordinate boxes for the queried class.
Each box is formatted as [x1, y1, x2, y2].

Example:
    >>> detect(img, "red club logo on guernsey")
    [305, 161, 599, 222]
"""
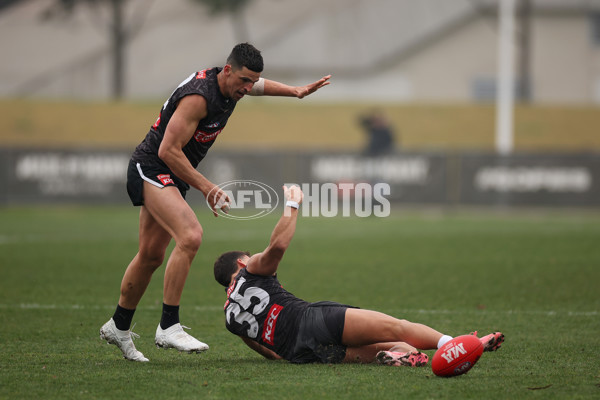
[157, 174, 174, 186]
[262, 304, 283, 346]
[194, 128, 223, 143]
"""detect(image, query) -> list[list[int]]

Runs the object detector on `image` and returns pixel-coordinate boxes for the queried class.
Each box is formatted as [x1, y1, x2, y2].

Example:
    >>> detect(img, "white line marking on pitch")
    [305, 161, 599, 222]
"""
[0, 303, 597, 317]
[0, 303, 223, 312]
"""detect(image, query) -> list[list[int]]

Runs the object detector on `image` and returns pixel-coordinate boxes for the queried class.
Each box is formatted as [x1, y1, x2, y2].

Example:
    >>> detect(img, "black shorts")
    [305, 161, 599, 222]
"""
[289, 301, 357, 364]
[126, 160, 190, 206]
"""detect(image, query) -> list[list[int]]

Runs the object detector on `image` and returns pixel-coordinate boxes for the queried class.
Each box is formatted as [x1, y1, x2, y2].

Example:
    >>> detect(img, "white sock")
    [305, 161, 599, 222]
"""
[437, 335, 453, 349]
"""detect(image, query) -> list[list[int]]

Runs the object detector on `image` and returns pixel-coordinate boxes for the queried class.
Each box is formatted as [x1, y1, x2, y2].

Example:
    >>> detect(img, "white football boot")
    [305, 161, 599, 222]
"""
[155, 323, 209, 353]
[100, 319, 149, 362]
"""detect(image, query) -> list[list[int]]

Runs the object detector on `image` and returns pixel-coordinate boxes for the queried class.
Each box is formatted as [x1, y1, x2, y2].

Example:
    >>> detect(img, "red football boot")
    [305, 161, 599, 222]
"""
[376, 350, 429, 367]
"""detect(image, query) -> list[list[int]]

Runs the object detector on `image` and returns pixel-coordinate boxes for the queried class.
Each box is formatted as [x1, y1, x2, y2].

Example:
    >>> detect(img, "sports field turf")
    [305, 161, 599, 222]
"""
[0, 205, 598, 399]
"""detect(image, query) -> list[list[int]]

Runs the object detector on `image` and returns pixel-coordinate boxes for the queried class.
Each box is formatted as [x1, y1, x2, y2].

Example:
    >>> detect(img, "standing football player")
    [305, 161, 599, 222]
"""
[100, 43, 330, 362]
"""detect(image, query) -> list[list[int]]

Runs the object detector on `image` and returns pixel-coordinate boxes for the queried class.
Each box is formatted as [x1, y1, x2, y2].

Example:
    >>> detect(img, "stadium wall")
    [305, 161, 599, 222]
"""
[1, 148, 598, 208]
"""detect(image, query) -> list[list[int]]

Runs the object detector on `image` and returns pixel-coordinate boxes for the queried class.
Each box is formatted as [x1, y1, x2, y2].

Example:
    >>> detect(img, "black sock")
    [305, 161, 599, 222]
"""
[112, 305, 135, 331]
[160, 303, 180, 330]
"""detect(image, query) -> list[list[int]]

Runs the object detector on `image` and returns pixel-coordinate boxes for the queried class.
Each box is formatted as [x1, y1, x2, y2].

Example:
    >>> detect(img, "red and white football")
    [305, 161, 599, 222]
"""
[431, 335, 483, 377]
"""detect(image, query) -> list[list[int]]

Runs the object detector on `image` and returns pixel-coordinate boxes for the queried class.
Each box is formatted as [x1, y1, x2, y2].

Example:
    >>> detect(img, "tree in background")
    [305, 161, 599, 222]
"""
[37, 0, 253, 99]
[40, 0, 152, 99]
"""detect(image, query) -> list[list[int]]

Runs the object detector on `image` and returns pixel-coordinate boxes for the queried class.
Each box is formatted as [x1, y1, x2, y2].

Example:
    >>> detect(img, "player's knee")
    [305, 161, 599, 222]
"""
[139, 248, 167, 270]
[146, 251, 166, 270]
[178, 226, 203, 254]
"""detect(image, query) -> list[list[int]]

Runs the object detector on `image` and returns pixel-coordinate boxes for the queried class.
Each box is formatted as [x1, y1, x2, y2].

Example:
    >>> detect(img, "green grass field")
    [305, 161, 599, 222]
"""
[1, 206, 599, 399]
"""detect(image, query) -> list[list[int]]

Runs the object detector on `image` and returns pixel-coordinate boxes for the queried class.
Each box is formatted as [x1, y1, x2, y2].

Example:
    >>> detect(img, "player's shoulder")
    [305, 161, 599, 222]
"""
[240, 267, 279, 287]
[176, 68, 218, 95]
[190, 67, 219, 86]
[239, 267, 264, 280]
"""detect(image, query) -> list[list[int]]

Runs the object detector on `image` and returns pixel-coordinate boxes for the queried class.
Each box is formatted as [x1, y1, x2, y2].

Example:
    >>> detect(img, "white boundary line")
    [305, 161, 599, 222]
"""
[0, 304, 221, 312]
[0, 303, 597, 317]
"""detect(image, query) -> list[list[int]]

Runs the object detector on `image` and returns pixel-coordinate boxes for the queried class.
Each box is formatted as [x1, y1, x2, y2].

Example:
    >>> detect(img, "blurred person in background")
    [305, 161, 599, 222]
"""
[359, 109, 397, 156]
[100, 43, 331, 362]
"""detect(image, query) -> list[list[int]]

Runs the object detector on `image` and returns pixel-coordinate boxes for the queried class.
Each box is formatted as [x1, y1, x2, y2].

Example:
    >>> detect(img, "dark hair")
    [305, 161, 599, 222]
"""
[214, 251, 250, 287]
[226, 43, 264, 73]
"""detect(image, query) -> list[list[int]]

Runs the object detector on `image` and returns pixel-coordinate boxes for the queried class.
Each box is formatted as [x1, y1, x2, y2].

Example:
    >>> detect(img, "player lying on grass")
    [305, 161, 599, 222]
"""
[214, 185, 504, 366]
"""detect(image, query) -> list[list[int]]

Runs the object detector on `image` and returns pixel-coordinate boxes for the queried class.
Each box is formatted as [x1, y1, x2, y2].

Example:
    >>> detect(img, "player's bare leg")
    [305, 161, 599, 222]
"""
[141, 183, 202, 304]
[341, 309, 439, 367]
[342, 309, 443, 350]
[118, 206, 172, 309]
[142, 183, 208, 353]
[100, 204, 172, 362]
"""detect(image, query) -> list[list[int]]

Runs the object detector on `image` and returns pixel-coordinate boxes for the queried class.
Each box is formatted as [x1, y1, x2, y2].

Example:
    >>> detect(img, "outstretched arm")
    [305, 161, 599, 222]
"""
[250, 76, 331, 99]
[245, 185, 304, 276]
